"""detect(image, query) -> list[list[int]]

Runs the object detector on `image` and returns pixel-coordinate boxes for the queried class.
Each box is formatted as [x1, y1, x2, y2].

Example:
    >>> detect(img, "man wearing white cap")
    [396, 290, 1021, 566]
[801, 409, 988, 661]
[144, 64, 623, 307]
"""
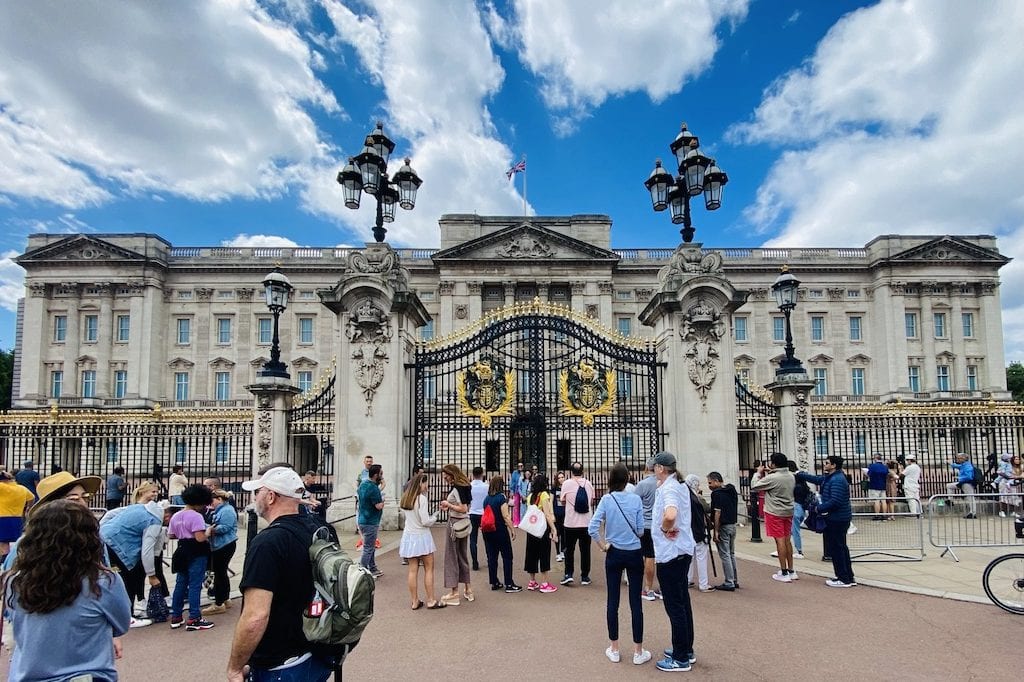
[901, 454, 922, 515]
[228, 467, 339, 682]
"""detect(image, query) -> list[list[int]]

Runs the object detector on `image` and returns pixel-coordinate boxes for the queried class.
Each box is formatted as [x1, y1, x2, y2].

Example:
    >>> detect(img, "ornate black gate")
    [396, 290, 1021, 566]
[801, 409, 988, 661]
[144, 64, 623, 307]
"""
[411, 302, 662, 502]
[287, 364, 336, 499]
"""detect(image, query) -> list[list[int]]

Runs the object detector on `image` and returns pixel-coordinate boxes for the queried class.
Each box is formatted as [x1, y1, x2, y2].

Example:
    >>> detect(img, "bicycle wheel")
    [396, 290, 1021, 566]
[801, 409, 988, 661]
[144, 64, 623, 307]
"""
[982, 553, 1024, 615]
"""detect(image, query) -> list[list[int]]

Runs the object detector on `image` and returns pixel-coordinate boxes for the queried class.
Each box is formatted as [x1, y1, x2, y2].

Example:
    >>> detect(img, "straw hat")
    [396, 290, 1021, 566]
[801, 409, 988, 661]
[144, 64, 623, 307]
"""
[35, 471, 102, 507]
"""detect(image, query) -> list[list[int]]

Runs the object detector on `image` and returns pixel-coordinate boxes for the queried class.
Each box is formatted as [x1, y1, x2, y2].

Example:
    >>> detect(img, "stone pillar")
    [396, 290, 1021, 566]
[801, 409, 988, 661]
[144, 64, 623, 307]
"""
[247, 377, 301, 476]
[768, 375, 816, 471]
[320, 243, 429, 530]
[639, 244, 746, 483]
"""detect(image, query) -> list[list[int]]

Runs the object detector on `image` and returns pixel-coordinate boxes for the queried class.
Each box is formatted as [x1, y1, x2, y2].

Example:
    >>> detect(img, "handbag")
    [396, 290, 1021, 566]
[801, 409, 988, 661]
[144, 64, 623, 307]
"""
[802, 494, 828, 534]
[146, 586, 169, 622]
[450, 516, 471, 539]
[517, 504, 547, 538]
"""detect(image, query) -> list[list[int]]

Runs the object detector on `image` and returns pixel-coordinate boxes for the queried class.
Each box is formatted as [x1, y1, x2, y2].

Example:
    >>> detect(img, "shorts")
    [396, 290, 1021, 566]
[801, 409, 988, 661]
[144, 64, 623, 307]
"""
[640, 528, 655, 559]
[0, 516, 24, 542]
[867, 489, 885, 500]
[764, 512, 793, 538]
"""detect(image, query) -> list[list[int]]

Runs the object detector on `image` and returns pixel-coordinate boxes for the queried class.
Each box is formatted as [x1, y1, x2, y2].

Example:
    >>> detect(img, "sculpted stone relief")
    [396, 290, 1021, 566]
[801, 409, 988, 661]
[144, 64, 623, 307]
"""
[346, 298, 392, 417]
[659, 244, 724, 290]
[680, 300, 727, 411]
[496, 234, 553, 258]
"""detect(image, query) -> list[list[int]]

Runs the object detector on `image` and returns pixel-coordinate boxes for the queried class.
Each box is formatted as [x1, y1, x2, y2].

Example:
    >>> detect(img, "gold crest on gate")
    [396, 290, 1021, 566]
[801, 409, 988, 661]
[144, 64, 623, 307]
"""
[559, 358, 615, 426]
[457, 355, 516, 427]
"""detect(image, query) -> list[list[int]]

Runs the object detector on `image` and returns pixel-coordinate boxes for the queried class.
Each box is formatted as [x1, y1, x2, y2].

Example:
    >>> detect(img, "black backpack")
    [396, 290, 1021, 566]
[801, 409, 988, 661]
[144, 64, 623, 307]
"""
[689, 490, 710, 543]
[573, 483, 590, 514]
[971, 463, 986, 489]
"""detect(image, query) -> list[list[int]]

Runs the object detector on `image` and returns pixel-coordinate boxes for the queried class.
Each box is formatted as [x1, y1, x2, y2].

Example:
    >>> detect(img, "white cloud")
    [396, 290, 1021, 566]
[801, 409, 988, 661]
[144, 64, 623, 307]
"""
[505, 0, 750, 133]
[729, 0, 1024, 362]
[785, 10, 801, 26]
[221, 234, 300, 248]
[0, 250, 25, 313]
[0, 1, 337, 207]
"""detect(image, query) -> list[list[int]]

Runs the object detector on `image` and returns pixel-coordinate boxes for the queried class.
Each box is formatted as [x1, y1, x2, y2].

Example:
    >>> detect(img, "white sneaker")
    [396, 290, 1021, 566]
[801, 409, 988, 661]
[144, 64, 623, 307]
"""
[825, 578, 855, 588]
[555, 553, 564, 562]
[771, 571, 792, 583]
[790, 571, 799, 580]
[605, 647, 621, 663]
[999, 511, 1007, 518]
[793, 552, 805, 559]
[129, 617, 153, 628]
[770, 550, 779, 558]
[847, 524, 858, 535]
[633, 649, 652, 665]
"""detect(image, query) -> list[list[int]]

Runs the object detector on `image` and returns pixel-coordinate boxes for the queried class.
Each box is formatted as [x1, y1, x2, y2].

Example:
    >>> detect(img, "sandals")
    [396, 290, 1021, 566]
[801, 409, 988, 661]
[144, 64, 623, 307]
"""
[426, 601, 446, 609]
[441, 594, 460, 606]
[411, 600, 424, 610]
[463, 591, 475, 602]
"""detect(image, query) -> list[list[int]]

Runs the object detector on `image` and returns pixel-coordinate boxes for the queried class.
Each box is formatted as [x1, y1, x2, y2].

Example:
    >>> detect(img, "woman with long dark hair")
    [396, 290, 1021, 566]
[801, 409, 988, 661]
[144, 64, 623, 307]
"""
[5, 500, 131, 681]
[552, 471, 567, 563]
[523, 473, 559, 593]
[440, 463, 474, 605]
[481, 476, 522, 592]
[201, 489, 237, 616]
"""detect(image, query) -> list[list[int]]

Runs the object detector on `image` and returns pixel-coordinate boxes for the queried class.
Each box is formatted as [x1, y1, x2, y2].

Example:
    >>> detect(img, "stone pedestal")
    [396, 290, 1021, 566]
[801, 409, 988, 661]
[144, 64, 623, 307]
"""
[320, 243, 429, 531]
[247, 376, 301, 476]
[767, 373, 816, 471]
[639, 244, 748, 483]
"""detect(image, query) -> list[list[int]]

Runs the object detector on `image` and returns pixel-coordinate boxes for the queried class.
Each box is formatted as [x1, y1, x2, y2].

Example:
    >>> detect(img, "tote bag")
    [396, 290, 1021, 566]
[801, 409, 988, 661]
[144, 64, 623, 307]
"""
[518, 504, 547, 538]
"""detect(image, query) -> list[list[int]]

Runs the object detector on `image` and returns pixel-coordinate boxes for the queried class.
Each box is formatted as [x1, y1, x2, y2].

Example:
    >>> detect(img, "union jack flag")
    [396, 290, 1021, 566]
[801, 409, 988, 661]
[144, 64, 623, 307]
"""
[506, 159, 526, 180]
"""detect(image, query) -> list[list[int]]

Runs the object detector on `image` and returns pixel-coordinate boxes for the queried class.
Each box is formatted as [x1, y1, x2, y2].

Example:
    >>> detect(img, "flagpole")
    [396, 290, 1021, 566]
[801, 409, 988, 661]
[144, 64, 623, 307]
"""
[522, 155, 527, 216]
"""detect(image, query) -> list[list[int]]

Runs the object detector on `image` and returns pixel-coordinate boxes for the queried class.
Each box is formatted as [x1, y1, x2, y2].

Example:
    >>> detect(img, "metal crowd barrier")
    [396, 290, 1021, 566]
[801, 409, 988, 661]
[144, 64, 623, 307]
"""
[926, 493, 1024, 562]
[845, 496, 925, 562]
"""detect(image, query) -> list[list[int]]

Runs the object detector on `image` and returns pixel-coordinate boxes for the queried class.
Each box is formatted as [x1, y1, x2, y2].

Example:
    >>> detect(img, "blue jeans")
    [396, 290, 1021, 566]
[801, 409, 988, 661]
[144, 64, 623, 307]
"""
[656, 554, 694, 662]
[358, 523, 379, 572]
[605, 546, 644, 643]
[172, 554, 207, 620]
[791, 502, 805, 554]
[248, 653, 335, 682]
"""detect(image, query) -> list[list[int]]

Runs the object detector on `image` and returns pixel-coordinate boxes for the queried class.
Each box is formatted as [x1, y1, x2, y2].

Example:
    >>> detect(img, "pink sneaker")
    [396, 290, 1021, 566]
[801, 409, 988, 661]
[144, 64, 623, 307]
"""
[526, 580, 540, 591]
[539, 583, 558, 593]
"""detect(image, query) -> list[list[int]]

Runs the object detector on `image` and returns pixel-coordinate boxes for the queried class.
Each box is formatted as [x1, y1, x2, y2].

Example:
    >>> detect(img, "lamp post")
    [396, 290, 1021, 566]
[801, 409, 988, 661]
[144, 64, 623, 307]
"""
[645, 122, 729, 243]
[337, 121, 422, 243]
[260, 267, 294, 379]
[771, 266, 805, 376]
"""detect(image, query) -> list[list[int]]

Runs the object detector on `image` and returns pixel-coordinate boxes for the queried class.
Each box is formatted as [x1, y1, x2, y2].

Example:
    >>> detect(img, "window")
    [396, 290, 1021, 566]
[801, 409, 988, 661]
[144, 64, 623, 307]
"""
[106, 442, 118, 463]
[617, 370, 632, 398]
[174, 372, 189, 400]
[298, 371, 313, 393]
[424, 376, 437, 401]
[299, 317, 314, 344]
[81, 370, 97, 398]
[808, 289, 824, 299]
[615, 290, 633, 301]
[50, 370, 63, 398]
[905, 312, 918, 338]
[854, 433, 866, 456]
[814, 433, 829, 457]
[813, 368, 827, 396]
[810, 316, 824, 342]
[258, 318, 272, 344]
[908, 366, 920, 392]
[619, 434, 634, 460]
[215, 440, 230, 464]
[962, 312, 974, 338]
[217, 318, 232, 344]
[175, 441, 187, 464]
[84, 315, 98, 342]
[847, 289, 861, 299]
[422, 436, 433, 463]
[420, 320, 434, 341]
[116, 315, 130, 342]
[967, 365, 978, 391]
[734, 317, 748, 342]
[215, 372, 231, 401]
[53, 315, 67, 342]
[936, 365, 949, 391]
[772, 317, 785, 342]
[934, 312, 946, 338]
[114, 370, 127, 399]
[851, 368, 865, 396]
[176, 318, 191, 344]
[617, 317, 632, 337]
[737, 367, 751, 386]
[848, 316, 862, 341]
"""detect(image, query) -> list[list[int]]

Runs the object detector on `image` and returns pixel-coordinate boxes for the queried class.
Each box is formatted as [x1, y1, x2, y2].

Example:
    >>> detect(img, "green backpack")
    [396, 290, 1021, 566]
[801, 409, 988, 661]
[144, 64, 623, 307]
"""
[285, 524, 375, 647]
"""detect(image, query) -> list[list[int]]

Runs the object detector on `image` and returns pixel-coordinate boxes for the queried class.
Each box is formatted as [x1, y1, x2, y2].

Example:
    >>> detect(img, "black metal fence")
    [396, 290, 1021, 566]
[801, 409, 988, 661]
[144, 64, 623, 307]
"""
[287, 370, 336, 504]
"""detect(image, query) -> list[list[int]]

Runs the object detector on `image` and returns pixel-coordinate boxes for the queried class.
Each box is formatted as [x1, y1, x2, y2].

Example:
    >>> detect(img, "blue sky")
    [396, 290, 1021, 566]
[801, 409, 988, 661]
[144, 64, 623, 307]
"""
[2, 1, 1024, 361]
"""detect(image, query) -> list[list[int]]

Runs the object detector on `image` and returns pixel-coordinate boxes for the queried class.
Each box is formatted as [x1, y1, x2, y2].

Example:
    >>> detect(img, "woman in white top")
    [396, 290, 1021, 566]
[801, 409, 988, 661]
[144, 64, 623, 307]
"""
[399, 473, 446, 610]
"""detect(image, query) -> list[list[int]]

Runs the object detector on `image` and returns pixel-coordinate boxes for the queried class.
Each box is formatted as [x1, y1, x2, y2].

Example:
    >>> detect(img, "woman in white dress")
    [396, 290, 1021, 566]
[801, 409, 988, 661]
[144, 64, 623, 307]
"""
[399, 473, 446, 610]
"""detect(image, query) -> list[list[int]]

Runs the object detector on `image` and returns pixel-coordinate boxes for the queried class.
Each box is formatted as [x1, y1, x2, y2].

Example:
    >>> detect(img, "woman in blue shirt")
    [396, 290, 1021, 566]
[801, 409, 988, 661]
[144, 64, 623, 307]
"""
[589, 463, 650, 666]
[7, 499, 131, 682]
[202, 489, 238, 615]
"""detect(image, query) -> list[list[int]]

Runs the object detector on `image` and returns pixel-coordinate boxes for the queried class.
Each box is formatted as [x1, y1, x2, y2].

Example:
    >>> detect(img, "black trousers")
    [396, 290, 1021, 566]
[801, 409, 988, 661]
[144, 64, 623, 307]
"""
[483, 529, 514, 587]
[656, 554, 694, 662]
[469, 514, 482, 568]
[563, 526, 591, 579]
[605, 547, 644, 643]
[824, 521, 855, 584]
[108, 546, 145, 604]
[210, 540, 237, 605]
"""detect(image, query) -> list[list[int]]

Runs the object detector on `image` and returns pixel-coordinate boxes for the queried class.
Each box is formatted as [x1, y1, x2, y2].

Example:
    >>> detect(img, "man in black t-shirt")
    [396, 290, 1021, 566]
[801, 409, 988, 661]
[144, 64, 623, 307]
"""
[227, 467, 338, 682]
[707, 471, 739, 591]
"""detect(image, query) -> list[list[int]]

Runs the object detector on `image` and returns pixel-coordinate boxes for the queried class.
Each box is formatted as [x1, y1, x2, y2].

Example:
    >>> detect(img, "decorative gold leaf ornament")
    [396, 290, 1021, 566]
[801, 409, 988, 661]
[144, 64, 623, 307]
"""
[457, 356, 516, 427]
[559, 358, 616, 426]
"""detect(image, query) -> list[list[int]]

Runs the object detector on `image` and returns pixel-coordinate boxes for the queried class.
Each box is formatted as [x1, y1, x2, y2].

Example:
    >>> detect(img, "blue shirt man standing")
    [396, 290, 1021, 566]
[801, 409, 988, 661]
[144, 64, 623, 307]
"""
[357, 464, 385, 579]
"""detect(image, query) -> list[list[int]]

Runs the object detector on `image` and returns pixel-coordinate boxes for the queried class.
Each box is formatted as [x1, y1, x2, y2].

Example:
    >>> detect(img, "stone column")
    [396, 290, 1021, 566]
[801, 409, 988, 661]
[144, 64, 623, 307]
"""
[247, 376, 301, 476]
[767, 375, 816, 471]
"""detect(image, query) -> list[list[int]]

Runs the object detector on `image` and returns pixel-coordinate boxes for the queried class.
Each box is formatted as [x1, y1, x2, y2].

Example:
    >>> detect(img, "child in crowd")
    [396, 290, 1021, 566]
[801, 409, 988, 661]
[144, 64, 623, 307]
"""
[168, 484, 214, 631]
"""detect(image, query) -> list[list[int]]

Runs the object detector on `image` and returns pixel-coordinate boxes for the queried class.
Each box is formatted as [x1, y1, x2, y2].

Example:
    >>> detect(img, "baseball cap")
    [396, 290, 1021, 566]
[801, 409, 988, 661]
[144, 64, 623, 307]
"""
[241, 467, 306, 498]
[905, 453, 917, 460]
[653, 452, 677, 467]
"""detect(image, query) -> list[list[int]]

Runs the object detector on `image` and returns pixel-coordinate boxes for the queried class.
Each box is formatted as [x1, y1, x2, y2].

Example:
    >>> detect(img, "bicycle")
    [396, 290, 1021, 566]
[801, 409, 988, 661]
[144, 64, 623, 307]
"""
[982, 552, 1024, 614]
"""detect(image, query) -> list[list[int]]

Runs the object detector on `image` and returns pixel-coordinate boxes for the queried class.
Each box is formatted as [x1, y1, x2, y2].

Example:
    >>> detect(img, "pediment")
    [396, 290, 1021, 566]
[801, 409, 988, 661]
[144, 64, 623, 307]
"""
[936, 350, 956, 360]
[250, 356, 269, 367]
[733, 354, 756, 365]
[888, 236, 1009, 265]
[846, 354, 871, 364]
[167, 357, 195, 369]
[16, 235, 148, 264]
[208, 356, 235, 368]
[292, 356, 318, 368]
[808, 353, 834, 364]
[432, 222, 619, 262]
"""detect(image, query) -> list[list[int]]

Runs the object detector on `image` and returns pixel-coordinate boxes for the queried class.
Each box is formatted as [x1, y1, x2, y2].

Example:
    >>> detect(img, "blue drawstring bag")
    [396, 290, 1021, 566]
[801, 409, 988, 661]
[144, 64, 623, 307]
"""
[146, 587, 169, 622]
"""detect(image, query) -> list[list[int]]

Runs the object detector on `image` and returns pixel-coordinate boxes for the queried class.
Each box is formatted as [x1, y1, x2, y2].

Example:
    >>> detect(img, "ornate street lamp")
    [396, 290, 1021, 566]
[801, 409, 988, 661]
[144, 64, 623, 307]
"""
[771, 266, 805, 376]
[645, 122, 729, 243]
[260, 267, 293, 379]
[337, 121, 422, 243]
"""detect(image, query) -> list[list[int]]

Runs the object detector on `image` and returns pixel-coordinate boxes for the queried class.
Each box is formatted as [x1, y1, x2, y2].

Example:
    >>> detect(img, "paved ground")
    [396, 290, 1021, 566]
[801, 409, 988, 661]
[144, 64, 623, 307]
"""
[3, 518, 1020, 681]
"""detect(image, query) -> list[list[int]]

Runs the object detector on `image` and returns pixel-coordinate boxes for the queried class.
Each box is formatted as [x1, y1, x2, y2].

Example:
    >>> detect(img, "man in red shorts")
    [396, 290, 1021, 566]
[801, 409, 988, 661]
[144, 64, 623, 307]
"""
[751, 452, 796, 582]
